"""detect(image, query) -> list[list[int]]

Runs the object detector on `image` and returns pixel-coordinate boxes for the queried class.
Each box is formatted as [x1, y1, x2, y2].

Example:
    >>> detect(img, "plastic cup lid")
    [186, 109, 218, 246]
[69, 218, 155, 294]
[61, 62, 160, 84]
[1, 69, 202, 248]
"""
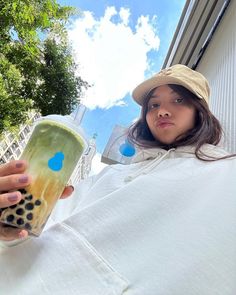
[35, 114, 88, 149]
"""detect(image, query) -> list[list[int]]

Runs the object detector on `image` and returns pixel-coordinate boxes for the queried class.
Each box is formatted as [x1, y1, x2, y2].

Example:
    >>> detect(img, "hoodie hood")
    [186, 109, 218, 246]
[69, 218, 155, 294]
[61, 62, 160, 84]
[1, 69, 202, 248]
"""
[131, 144, 230, 164]
[122, 144, 231, 183]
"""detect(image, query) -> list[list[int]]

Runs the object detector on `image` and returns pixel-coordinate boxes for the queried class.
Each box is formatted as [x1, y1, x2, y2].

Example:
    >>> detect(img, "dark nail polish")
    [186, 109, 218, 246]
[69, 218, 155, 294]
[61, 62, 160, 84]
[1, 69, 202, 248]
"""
[16, 162, 24, 168]
[19, 176, 28, 183]
[8, 194, 19, 202]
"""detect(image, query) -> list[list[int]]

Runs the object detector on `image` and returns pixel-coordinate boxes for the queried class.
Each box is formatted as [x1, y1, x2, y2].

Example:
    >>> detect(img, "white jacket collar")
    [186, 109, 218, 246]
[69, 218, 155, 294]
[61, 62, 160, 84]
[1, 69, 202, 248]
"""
[122, 144, 231, 183]
[131, 144, 230, 164]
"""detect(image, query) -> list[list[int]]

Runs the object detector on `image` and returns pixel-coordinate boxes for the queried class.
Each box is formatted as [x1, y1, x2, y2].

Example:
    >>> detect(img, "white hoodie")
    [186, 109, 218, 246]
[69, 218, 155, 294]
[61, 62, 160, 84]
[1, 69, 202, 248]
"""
[0, 144, 236, 295]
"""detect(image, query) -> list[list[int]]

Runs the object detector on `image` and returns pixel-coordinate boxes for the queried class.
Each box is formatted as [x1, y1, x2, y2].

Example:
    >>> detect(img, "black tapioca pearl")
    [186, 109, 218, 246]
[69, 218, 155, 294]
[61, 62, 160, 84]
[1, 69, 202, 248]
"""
[16, 208, 25, 215]
[25, 203, 34, 210]
[19, 189, 27, 194]
[24, 223, 32, 230]
[26, 213, 33, 220]
[10, 204, 17, 209]
[19, 199, 25, 205]
[35, 199, 41, 206]
[25, 194, 33, 201]
[6, 215, 15, 222]
[16, 218, 24, 225]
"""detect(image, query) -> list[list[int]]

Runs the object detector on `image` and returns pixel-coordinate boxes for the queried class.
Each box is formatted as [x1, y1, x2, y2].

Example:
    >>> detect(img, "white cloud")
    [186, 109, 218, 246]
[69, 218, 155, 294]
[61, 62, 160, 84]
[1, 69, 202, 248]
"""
[136, 15, 159, 49]
[68, 7, 160, 109]
[89, 152, 107, 176]
[103, 6, 117, 21]
[119, 7, 131, 26]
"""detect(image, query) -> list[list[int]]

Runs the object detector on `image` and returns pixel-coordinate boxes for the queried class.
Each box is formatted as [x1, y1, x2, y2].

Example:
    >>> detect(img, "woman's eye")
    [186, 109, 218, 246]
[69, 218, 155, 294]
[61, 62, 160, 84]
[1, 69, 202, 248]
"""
[175, 98, 184, 103]
[149, 103, 160, 109]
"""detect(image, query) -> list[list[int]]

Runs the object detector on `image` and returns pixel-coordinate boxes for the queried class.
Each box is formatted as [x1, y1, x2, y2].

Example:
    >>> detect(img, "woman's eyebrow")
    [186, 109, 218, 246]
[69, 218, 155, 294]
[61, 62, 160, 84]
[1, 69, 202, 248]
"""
[150, 90, 177, 98]
[149, 94, 159, 99]
[149, 94, 162, 100]
[148, 97, 159, 104]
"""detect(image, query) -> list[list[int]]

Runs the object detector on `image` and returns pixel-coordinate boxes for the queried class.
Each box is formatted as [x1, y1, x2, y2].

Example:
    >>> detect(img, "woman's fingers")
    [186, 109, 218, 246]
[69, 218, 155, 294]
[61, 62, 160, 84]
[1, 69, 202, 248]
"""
[0, 185, 72, 241]
[0, 160, 28, 177]
[0, 224, 28, 241]
[0, 173, 31, 192]
[0, 160, 30, 194]
[0, 161, 74, 241]
[60, 185, 74, 199]
[0, 191, 22, 208]
[0, 191, 28, 241]
[0, 160, 30, 240]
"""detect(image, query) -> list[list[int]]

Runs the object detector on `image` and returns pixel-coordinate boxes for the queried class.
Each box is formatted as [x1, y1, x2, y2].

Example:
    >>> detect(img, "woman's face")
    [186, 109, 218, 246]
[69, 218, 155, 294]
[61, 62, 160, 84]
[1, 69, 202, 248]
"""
[145, 85, 196, 145]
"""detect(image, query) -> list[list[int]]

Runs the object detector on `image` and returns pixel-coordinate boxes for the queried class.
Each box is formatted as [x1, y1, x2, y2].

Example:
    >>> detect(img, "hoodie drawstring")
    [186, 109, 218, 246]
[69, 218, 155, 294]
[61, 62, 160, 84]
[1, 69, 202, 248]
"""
[124, 148, 176, 183]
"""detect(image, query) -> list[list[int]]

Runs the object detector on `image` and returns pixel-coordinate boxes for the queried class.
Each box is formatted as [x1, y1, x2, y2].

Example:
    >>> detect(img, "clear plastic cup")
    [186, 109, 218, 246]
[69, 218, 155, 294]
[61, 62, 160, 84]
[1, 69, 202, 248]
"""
[0, 115, 88, 236]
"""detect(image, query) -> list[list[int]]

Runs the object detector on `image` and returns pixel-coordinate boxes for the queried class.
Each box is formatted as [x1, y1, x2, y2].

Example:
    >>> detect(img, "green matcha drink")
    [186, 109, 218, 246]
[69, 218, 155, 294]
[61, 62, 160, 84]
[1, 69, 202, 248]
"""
[0, 115, 87, 236]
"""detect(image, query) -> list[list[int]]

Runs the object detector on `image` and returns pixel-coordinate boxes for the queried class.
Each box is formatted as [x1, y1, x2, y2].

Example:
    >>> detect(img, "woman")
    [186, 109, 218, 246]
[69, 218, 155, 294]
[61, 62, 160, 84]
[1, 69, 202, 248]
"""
[0, 64, 235, 295]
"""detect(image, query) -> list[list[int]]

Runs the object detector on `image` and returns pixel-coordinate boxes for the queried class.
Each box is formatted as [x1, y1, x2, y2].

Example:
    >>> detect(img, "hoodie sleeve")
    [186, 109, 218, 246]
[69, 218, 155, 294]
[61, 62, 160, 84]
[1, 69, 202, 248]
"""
[47, 165, 112, 225]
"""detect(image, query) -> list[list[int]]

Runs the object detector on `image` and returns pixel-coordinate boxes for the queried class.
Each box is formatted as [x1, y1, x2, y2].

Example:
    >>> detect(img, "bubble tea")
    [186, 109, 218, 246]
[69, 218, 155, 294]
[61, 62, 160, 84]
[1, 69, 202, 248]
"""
[0, 115, 87, 236]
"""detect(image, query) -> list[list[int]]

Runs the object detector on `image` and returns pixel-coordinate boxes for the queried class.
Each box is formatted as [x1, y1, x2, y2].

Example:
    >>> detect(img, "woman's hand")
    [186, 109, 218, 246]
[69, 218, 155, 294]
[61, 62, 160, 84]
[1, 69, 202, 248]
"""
[0, 160, 74, 241]
[60, 185, 74, 199]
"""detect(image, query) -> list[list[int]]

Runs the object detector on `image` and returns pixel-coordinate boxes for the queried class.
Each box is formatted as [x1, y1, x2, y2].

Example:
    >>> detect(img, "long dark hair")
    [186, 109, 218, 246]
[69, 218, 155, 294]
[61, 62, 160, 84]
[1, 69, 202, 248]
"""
[128, 84, 236, 162]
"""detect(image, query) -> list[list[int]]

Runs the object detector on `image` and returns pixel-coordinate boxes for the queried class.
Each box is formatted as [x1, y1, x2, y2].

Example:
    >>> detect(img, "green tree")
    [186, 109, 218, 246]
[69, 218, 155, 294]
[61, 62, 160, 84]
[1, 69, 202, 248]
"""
[35, 38, 89, 116]
[0, 53, 32, 134]
[0, 0, 88, 135]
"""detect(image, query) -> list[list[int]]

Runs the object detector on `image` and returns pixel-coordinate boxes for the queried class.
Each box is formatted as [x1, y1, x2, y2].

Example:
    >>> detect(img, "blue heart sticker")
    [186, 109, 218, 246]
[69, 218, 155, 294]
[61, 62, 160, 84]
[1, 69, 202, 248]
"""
[48, 152, 64, 171]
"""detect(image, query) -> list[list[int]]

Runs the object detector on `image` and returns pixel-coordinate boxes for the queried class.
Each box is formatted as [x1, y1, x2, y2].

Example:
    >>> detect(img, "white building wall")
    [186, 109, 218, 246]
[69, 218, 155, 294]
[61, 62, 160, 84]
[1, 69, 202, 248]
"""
[0, 112, 40, 164]
[196, 0, 236, 153]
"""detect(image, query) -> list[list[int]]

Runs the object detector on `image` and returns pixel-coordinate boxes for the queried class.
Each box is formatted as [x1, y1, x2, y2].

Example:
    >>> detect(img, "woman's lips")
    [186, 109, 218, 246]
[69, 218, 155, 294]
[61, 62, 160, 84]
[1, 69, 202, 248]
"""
[156, 122, 174, 128]
[159, 123, 174, 128]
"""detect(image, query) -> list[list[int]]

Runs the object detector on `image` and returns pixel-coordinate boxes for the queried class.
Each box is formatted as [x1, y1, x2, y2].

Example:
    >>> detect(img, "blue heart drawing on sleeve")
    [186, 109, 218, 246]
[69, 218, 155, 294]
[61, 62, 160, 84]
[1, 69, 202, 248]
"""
[119, 139, 136, 157]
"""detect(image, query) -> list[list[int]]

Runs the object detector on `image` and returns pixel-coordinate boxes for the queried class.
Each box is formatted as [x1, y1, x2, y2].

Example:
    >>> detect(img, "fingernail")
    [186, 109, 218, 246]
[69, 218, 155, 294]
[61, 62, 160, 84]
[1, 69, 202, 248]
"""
[18, 176, 28, 183]
[18, 231, 26, 239]
[16, 162, 24, 168]
[8, 194, 19, 202]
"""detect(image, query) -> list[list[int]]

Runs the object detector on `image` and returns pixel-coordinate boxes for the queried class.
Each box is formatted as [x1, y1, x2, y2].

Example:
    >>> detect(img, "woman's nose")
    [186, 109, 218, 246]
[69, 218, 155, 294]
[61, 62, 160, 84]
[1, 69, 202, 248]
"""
[157, 107, 171, 117]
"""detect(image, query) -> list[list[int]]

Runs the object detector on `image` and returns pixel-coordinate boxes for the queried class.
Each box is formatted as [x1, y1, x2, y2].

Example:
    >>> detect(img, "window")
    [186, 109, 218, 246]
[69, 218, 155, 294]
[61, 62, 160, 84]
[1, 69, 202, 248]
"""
[12, 142, 19, 150]
[15, 149, 21, 157]
[0, 158, 6, 164]
[20, 132, 26, 140]
[8, 134, 14, 142]
[0, 141, 8, 151]
[5, 148, 13, 158]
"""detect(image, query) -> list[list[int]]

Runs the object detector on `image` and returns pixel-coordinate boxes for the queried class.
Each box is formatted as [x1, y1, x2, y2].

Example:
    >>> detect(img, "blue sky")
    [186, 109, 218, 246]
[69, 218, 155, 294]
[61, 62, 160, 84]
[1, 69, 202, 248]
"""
[58, 0, 186, 172]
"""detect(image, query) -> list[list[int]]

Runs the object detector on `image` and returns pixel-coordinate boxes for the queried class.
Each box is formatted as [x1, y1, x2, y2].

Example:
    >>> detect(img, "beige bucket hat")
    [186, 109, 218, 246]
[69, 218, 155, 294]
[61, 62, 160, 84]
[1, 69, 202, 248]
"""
[132, 64, 210, 106]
